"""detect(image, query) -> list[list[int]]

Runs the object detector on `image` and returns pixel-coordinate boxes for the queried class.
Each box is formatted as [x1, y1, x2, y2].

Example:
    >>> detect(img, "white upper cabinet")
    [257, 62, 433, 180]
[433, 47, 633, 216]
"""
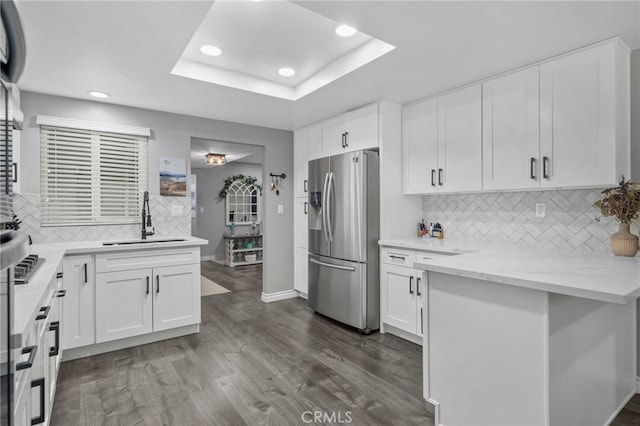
[483, 67, 541, 190]
[539, 41, 628, 188]
[402, 98, 438, 194]
[293, 127, 309, 199]
[294, 124, 322, 199]
[322, 103, 379, 157]
[436, 85, 482, 192]
[402, 85, 482, 194]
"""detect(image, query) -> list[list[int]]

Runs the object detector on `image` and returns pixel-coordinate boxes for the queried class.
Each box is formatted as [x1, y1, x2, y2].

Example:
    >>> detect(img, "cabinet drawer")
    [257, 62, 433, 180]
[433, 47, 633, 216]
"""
[415, 250, 459, 263]
[381, 248, 415, 267]
[95, 247, 200, 273]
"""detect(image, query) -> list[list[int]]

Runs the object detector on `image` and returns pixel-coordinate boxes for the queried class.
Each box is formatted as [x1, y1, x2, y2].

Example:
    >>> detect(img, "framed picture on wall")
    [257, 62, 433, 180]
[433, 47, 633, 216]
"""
[160, 157, 187, 196]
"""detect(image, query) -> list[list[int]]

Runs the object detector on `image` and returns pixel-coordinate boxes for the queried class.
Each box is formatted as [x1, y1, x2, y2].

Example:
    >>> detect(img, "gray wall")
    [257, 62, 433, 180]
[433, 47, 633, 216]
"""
[19, 92, 293, 295]
[192, 162, 263, 261]
[630, 49, 640, 375]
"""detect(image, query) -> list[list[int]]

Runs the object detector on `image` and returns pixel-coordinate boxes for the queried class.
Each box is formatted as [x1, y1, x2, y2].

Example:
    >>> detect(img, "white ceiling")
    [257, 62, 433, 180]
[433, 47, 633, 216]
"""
[15, 1, 640, 131]
[191, 137, 263, 169]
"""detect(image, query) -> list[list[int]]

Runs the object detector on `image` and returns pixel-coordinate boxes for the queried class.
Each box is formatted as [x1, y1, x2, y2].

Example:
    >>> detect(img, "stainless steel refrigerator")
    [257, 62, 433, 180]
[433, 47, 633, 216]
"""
[307, 149, 379, 333]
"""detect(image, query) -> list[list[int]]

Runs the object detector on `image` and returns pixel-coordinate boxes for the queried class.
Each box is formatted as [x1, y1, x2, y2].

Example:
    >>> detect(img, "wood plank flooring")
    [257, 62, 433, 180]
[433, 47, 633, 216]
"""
[51, 262, 433, 426]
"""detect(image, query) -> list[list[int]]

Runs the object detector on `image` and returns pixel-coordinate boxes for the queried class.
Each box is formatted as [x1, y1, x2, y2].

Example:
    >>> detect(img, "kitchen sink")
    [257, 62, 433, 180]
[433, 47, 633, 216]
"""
[102, 238, 187, 246]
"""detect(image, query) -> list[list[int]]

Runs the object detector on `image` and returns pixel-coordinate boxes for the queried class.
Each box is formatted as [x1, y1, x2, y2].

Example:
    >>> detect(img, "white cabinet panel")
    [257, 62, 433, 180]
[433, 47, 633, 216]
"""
[402, 98, 438, 194]
[344, 103, 379, 152]
[294, 198, 308, 294]
[540, 43, 618, 188]
[95, 268, 153, 343]
[437, 85, 482, 192]
[61, 255, 95, 349]
[307, 123, 322, 160]
[294, 128, 309, 198]
[483, 67, 541, 190]
[381, 263, 417, 333]
[321, 114, 346, 157]
[153, 264, 201, 332]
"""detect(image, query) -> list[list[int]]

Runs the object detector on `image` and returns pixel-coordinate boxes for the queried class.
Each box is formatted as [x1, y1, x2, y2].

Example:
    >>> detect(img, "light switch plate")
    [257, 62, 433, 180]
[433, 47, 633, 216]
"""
[277, 204, 284, 214]
[535, 203, 546, 218]
[171, 205, 184, 217]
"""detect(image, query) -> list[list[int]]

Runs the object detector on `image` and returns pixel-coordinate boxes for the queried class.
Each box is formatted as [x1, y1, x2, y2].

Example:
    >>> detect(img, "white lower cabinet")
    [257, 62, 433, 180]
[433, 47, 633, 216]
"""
[380, 248, 425, 343]
[294, 197, 308, 295]
[62, 255, 95, 349]
[95, 249, 201, 344]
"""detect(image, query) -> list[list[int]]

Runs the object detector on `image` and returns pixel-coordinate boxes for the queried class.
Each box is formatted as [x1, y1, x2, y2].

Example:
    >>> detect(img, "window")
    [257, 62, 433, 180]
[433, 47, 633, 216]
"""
[39, 116, 149, 226]
[225, 179, 261, 225]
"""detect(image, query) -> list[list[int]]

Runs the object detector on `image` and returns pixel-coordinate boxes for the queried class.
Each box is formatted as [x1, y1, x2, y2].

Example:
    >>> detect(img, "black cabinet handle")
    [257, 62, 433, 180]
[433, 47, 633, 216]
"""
[438, 168, 443, 186]
[409, 276, 414, 294]
[146, 276, 150, 295]
[156, 275, 160, 293]
[530, 157, 536, 180]
[16, 345, 37, 371]
[420, 308, 424, 335]
[543, 156, 550, 179]
[49, 321, 60, 357]
[431, 169, 436, 187]
[84, 263, 88, 283]
[341, 133, 346, 148]
[389, 255, 406, 261]
[304, 202, 308, 215]
[31, 378, 45, 425]
[303, 180, 308, 193]
[36, 306, 50, 321]
[56, 272, 63, 279]
[416, 277, 422, 296]
[344, 132, 349, 147]
[56, 289, 66, 298]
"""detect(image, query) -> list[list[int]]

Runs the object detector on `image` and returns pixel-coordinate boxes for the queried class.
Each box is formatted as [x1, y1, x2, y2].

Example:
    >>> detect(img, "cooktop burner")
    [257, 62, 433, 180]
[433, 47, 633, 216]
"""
[14, 254, 45, 285]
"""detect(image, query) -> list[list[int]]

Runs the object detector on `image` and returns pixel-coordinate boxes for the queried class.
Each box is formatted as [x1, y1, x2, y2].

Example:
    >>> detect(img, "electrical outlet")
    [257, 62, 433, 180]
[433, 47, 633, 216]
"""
[199, 207, 204, 213]
[535, 203, 546, 218]
[277, 204, 284, 214]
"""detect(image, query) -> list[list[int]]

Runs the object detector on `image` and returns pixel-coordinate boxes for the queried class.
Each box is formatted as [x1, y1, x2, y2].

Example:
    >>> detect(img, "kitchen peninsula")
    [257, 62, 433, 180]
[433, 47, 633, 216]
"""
[379, 238, 640, 426]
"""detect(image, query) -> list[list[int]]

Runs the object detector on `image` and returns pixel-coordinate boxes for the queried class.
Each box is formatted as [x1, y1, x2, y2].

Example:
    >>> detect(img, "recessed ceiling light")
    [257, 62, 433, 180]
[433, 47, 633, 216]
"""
[278, 67, 296, 77]
[335, 24, 357, 37]
[200, 45, 222, 57]
[88, 91, 110, 99]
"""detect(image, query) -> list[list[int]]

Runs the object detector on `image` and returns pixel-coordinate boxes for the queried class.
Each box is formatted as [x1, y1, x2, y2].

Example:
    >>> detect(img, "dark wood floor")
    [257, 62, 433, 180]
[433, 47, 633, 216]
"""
[51, 263, 433, 425]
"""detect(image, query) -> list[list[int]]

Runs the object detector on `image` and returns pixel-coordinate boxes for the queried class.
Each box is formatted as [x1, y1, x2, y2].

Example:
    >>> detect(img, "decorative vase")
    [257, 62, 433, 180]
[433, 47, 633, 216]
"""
[610, 223, 639, 257]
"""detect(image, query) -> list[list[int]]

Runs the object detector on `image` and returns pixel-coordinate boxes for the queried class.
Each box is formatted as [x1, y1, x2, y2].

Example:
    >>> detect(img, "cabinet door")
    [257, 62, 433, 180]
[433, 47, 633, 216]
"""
[415, 272, 425, 338]
[294, 128, 309, 198]
[402, 98, 438, 194]
[153, 264, 201, 332]
[540, 43, 616, 188]
[483, 68, 541, 190]
[322, 114, 346, 157]
[61, 255, 95, 349]
[344, 103, 379, 152]
[381, 264, 417, 334]
[307, 123, 322, 160]
[294, 198, 309, 294]
[95, 268, 153, 343]
[437, 85, 482, 192]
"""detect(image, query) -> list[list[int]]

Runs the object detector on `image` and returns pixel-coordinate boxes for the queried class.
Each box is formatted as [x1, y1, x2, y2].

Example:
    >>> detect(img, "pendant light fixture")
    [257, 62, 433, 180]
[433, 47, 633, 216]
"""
[205, 153, 226, 166]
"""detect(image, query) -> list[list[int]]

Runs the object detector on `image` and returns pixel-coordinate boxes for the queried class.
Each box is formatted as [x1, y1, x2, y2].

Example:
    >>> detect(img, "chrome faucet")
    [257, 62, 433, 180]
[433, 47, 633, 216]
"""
[141, 191, 155, 240]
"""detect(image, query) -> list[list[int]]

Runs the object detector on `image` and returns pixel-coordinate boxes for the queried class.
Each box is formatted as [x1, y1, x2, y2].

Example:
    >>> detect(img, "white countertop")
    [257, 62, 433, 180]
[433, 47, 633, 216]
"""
[13, 236, 208, 345]
[379, 238, 640, 305]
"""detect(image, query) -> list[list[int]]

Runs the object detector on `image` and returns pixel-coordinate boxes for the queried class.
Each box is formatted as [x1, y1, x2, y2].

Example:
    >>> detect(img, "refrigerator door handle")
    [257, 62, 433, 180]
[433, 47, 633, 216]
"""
[326, 172, 335, 243]
[309, 257, 356, 272]
[322, 172, 330, 242]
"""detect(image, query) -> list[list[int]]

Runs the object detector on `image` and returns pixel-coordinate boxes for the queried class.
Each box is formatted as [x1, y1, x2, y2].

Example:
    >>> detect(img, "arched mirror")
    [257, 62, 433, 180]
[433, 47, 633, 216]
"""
[225, 179, 260, 225]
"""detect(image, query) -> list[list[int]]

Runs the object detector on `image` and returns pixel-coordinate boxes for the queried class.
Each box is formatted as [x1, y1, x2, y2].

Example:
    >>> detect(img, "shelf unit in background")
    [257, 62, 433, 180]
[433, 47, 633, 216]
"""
[224, 234, 263, 267]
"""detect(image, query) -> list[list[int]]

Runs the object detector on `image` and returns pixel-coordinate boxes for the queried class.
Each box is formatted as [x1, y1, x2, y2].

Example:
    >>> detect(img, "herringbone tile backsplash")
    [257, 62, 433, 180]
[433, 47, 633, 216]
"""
[14, 193, 191, 244]
[421, 189, 622, 252]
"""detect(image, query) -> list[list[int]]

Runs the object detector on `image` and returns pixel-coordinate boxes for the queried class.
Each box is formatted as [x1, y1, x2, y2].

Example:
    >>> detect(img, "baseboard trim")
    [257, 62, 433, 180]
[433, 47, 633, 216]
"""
[637, 376, 640, 393]
[261, 289, 298, 303]
[381, 322, 423, 346]
[605, 389, 636, 426]
[61, 324, 199, 361]
[296, 290, 308, 300]
[200, 255, 215, 262]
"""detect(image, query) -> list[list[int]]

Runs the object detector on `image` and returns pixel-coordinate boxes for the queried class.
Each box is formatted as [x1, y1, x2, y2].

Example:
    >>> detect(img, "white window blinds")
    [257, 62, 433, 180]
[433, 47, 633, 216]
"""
[40, 125, 148, 226]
